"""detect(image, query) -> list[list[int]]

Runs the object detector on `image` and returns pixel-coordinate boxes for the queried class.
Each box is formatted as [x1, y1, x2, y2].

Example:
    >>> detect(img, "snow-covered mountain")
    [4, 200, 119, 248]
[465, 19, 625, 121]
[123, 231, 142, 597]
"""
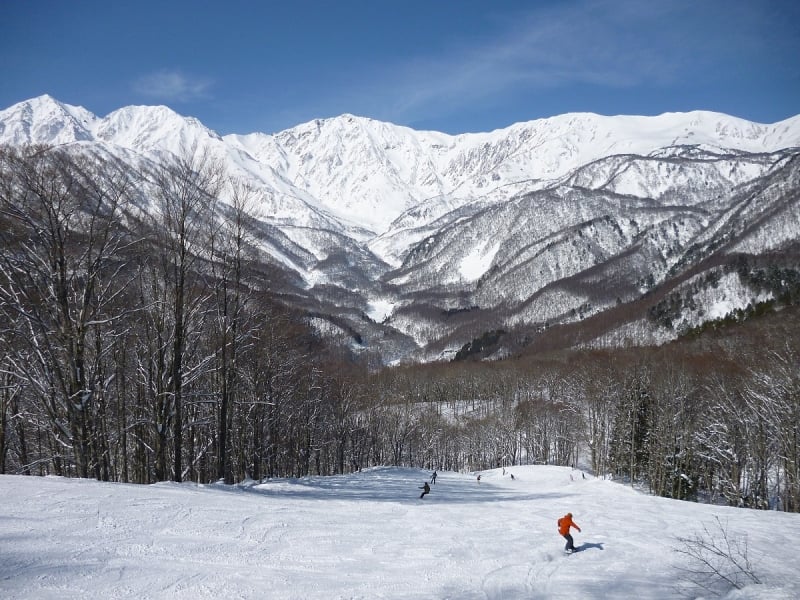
[2, 95, 799, 362]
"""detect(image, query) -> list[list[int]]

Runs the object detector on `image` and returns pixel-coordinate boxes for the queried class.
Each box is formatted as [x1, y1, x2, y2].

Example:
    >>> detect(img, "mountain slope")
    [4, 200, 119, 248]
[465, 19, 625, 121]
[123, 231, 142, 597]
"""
[3, 96, 799, 240]
[1, 95, 799, 362]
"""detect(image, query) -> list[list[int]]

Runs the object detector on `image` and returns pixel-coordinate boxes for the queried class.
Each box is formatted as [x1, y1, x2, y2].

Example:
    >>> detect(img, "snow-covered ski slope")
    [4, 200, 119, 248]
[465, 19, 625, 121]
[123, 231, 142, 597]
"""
[2, 466, 798, 599]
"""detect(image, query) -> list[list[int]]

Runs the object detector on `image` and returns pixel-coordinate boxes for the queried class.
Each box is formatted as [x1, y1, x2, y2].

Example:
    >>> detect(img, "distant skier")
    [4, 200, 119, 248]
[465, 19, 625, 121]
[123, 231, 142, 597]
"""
[558, 512, 581, 553]
[477, 474, 481, 483]
[510, 473, 515, 480]
[419, 482, 430, 499]
[430, 471, 437, 485]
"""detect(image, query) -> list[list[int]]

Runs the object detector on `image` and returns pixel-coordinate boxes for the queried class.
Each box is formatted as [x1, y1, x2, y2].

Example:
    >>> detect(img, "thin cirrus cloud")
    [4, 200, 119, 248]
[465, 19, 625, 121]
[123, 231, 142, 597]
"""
[133, 69, 212, 102]
[367, 0, 761, 124]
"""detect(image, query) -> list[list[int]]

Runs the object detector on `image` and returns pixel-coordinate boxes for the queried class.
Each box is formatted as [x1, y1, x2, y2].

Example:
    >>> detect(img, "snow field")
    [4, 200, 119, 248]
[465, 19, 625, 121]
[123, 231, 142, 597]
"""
[2, 466, 799, 599]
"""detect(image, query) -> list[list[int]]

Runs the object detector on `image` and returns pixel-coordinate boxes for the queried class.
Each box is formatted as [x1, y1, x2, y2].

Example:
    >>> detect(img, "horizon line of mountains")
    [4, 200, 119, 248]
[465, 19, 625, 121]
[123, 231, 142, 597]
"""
[2, 95, 799, 363]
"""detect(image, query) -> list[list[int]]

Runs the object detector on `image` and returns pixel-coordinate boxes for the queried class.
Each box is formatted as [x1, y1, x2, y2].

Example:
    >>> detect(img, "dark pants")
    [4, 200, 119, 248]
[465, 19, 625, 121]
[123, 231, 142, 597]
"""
[563, 533, 575, 551]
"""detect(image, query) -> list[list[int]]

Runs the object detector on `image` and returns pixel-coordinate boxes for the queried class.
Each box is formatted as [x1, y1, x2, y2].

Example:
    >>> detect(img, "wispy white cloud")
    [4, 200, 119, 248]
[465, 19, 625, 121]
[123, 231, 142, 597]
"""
[354, 0, 770, 124]
[133, 69, 212, 102]
[379, 2, 677, 117]
[253, 0, 792, 132]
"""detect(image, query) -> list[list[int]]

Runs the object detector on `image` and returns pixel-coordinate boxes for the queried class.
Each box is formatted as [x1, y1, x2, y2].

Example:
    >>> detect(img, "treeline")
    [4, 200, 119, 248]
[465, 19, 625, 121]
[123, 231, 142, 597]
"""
[1, 144, 798, 514]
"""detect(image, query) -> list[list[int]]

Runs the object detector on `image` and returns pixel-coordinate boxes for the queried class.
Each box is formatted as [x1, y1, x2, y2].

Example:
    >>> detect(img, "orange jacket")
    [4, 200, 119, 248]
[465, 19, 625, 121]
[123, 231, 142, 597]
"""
[558, 514, 580, 536]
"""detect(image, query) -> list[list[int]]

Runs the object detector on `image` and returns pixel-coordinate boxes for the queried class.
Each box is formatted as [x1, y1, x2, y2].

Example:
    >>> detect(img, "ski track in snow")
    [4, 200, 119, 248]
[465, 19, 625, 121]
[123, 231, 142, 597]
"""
[2, 466, 799, 599]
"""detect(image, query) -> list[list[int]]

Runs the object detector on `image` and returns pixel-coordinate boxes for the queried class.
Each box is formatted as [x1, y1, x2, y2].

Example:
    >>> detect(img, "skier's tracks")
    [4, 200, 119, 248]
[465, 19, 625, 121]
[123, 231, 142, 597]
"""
[481, 562, 535, 599]
[479, 553, 565, 600]
[526, 549, 562, 599]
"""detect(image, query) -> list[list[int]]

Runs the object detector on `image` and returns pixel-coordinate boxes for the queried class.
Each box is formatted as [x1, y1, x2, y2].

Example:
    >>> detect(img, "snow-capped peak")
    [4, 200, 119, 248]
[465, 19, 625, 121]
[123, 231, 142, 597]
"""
[0, 94, 97, 145]
[94, 104, 223, 154]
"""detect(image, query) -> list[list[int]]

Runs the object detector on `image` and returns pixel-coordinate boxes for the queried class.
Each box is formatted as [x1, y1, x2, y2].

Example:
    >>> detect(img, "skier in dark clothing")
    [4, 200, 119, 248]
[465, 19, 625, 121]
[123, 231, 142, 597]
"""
[419, 482, 430, 499]
[430, 471, 437, 484]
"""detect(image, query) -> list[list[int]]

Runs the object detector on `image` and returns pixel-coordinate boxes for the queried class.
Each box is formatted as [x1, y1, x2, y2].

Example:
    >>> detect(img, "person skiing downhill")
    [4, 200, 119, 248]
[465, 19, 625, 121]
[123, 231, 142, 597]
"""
[558, 512, 581, 552]
[419, 482, 430, 499]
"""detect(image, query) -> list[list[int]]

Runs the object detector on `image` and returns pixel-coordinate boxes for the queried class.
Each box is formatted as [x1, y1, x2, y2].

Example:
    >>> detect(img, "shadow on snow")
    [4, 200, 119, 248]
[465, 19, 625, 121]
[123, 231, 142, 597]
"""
[220, 466, 573, 505]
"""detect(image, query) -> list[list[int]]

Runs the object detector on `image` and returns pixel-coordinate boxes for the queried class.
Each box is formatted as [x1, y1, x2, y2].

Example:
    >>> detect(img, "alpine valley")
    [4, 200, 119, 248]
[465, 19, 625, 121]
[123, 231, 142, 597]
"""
[2, 95, 799, 364]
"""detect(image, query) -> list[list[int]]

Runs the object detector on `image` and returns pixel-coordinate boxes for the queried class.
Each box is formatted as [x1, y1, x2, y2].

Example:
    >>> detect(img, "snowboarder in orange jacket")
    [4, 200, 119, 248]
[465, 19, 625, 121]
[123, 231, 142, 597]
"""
[558, 512, 581, 552]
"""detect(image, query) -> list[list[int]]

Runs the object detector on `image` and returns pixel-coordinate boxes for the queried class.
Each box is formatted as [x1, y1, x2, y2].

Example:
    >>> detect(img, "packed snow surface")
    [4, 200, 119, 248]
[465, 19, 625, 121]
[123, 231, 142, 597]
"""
[2, 466, 798, 599]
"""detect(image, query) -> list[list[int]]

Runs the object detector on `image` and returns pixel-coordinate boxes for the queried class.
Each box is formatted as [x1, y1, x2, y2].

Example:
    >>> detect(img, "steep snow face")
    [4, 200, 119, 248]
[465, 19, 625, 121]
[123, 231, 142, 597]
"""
[229, 115, 454, 232]
[95, 105, 223, 155]
[0, 94, 96, 145]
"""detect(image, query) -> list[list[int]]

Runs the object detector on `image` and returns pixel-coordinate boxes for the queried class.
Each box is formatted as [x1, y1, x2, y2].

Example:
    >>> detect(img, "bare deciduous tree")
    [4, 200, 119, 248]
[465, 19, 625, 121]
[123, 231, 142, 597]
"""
[147, 145, 223, 482]
[674, 516, 761, 597]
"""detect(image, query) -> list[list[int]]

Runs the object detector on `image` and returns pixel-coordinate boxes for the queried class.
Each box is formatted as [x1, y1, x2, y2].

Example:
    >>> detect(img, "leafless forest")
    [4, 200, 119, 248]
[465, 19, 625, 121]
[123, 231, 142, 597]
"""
[1, 145, 798, 512]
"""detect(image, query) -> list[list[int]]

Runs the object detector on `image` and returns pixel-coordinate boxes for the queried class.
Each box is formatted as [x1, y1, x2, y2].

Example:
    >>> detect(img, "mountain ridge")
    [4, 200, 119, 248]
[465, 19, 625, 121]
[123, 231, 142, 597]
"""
[3, 95, 799, 238]
[2, 94, 799, 363]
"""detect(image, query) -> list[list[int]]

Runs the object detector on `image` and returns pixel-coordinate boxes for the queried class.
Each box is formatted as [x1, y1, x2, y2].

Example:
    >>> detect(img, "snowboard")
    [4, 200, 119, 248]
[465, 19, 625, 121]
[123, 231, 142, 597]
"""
[564, 545, 583, 555]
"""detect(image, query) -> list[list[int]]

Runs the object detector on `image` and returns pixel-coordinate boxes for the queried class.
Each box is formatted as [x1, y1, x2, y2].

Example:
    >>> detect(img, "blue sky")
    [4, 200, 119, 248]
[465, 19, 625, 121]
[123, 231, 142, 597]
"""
[1, 0, 798, 135]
